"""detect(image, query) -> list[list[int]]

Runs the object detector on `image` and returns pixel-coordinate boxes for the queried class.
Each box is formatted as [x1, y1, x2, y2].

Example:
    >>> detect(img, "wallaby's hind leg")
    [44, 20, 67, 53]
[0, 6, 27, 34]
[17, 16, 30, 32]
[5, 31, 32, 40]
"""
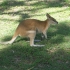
[28, 31, 36, 46]
[28, 31, 45, 47]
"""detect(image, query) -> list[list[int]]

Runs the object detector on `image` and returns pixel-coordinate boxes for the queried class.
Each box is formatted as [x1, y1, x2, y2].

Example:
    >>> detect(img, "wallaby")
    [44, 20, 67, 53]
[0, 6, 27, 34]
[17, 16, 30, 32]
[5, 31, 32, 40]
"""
[0, 13, 58, 46]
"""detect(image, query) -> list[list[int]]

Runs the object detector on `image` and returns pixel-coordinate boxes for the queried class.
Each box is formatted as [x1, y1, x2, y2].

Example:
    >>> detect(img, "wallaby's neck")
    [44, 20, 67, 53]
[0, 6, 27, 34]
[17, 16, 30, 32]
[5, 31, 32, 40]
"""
[44, 19, 51, 29]
[45, 19, 51, 25]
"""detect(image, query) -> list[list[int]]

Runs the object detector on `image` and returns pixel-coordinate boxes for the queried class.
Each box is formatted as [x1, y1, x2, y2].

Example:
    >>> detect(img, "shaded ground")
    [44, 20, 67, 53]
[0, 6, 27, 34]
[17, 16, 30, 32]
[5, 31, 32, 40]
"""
[0, 0, 70, 70]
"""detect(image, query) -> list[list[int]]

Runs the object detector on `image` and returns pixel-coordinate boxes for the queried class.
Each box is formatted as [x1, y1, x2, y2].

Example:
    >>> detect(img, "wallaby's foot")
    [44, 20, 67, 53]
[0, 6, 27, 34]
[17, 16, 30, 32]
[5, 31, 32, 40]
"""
[31, 44, 45, 47]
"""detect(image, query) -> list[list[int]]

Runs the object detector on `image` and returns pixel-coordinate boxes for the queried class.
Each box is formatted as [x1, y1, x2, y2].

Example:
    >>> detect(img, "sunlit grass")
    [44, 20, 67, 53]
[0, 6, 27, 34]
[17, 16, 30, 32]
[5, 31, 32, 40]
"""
[0, 0, 70, 70]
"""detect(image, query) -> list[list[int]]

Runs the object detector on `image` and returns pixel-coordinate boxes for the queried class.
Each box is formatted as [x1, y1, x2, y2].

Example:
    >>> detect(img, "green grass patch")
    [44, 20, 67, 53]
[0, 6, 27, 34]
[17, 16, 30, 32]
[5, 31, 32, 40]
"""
[0, 0, 70, 70]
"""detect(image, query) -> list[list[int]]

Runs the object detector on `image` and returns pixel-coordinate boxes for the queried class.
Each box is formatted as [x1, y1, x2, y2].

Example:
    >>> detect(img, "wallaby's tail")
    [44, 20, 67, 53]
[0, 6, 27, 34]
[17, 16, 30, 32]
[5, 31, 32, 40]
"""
[0, 32, 18, 44]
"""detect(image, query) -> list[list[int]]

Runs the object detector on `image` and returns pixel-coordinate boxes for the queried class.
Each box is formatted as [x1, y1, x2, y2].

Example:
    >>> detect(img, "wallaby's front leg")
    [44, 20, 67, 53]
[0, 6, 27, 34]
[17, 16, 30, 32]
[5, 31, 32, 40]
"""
[43, 31, 47, 39]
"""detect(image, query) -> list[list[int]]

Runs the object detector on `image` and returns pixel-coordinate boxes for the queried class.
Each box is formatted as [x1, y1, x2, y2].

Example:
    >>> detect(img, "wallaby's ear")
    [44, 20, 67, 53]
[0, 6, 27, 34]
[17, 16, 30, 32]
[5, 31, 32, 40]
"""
[46, 13, 50, 19]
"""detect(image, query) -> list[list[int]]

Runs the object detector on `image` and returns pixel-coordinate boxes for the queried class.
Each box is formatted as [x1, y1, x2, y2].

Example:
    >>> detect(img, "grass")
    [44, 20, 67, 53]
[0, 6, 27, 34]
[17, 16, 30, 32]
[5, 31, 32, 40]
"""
[0, 0, 70, 70]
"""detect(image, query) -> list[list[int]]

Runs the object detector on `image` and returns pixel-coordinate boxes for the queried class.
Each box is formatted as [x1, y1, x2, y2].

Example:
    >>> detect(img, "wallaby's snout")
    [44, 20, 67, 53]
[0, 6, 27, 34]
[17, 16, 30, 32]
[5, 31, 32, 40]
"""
[55, 20, 58, 24]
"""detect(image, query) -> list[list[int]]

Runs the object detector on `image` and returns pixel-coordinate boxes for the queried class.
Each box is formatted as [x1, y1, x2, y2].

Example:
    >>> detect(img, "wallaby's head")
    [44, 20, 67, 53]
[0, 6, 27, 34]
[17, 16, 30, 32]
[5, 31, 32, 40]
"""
[46, 13, 58, 24]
